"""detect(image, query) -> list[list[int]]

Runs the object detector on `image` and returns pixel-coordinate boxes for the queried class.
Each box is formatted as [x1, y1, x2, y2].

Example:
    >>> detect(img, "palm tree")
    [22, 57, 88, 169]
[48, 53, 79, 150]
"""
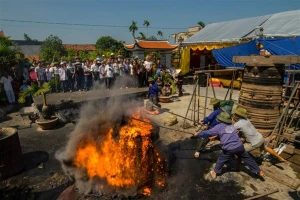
[18, 81, 54, 119]
[197, 21, 205, 28]
[157, 31, 163, 39]
[138, 32, 147, 40]
[143, 20, 150, 38]
[129, 21, 138, 39]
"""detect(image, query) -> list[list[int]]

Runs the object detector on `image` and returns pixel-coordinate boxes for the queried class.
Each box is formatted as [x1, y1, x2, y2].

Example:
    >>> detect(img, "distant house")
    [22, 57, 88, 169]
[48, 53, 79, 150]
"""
[170, 26, 202, 44]
[12, 40, 43, 61]
[0, 30, 5, 37]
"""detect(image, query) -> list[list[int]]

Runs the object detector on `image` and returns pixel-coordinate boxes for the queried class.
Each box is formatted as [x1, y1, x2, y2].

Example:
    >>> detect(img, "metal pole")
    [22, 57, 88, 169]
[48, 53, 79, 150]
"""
[197, 83, 200, 123]
[204, 73, 209, 118]
[183, 81, 197, 128]
[209, 73, 216, 98]
[195, 68, 244, 74]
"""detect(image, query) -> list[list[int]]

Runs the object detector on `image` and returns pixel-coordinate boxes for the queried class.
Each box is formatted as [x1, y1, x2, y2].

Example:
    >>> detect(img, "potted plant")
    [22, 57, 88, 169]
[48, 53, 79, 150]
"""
[18, 81, 58, 130]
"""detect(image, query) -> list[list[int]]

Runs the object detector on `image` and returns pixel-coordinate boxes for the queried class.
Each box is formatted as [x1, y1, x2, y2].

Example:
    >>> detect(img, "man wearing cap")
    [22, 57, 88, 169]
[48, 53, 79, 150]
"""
[232, 107, 285, 161]
[74, 60, 84, 91]
[105, 60, 114, 89]
[174, 69, 184, 96]
[200, 98, 222, 129]
[194, 112, 264, 178]
[194, 102, 232, 158]
[59, 62, 68, 93]
[92, 60, 100, 84]
[148, 77, 159, 106]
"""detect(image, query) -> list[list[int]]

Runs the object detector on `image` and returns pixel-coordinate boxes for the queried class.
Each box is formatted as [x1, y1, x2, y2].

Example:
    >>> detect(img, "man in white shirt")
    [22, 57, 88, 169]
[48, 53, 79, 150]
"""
[91, 60, 100, 84]
[105, 61, 114, 89]
[143, 56, 152, 87]
[99, 62, 106, 87]
[232, 107, 285, 162]
[0, 71, 15, 103]
[59, 62, 68, 93]
[83, 59, 93, 91]
[35, 62, 45, 87]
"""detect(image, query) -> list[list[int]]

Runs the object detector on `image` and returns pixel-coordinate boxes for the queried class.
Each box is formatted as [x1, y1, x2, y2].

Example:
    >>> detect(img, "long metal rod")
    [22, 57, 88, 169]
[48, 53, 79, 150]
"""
[209, 73, 216, 98]
[131, 117, 194, 135]
[195, 68, 244, 74]
[204, 73, 209, 118]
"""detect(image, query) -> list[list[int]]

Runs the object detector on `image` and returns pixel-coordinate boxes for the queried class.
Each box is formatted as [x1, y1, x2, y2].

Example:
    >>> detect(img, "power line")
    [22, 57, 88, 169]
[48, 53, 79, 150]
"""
[0, 18, 186, 30]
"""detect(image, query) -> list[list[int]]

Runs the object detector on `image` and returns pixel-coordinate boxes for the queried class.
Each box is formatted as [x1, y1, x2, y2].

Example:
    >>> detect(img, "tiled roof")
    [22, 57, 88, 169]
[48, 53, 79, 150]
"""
[124, 39, 178, 50]
[64, 44, 96, 51]
[25, 54, 39, 61]
[0, 30, 4, 37]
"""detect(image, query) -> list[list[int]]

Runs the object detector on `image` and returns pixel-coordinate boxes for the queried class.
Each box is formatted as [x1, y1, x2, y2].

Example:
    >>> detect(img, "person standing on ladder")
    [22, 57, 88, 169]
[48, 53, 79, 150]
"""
[232, 107, 286, 162]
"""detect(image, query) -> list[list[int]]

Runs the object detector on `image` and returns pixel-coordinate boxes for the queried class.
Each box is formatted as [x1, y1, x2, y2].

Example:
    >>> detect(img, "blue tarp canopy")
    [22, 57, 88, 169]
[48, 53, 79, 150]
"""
[212, 37, 300, 68]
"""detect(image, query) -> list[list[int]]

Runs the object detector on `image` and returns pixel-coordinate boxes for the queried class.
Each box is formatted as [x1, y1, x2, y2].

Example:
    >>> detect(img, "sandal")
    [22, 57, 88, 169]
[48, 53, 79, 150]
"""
[210, 171, 217, 179]
[257, 171, 265, 177]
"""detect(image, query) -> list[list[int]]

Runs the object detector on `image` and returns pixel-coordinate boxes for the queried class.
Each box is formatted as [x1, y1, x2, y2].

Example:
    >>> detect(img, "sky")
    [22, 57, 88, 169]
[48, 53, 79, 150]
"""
[0, 0, 299, 44]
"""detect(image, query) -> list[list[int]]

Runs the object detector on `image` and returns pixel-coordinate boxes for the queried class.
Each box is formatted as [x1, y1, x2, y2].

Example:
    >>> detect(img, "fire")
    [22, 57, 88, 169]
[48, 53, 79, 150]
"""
[73, 111, 166, 194]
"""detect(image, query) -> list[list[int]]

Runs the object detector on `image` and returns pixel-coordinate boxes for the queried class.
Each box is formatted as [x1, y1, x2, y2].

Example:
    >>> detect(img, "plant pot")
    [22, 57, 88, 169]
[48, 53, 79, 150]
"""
[36, 117, 58, 130]
[42, 105, 52, 119]
[158, 96, 172, 103]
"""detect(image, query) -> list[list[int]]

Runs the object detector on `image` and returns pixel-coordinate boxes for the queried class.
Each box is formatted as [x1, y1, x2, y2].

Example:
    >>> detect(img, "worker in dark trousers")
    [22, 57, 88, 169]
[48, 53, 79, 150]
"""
[193, 112, 264, 179]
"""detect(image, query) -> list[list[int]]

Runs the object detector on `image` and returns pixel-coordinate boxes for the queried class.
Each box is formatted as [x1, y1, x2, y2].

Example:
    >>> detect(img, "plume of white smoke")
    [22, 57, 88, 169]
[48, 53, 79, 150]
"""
[55, 94, 143, 195]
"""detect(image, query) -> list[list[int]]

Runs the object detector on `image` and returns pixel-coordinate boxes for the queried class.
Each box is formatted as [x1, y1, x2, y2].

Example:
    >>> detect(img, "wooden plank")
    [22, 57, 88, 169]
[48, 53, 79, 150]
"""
[261, 165, 300, 190]
[233, 55, 300, 66]
[284, 144, 295, 154]
[244, 189, 279, 200]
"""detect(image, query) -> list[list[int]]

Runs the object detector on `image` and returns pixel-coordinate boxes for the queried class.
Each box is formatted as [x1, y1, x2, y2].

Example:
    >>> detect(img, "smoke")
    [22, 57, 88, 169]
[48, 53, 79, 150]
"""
[55, 94, 146, 196]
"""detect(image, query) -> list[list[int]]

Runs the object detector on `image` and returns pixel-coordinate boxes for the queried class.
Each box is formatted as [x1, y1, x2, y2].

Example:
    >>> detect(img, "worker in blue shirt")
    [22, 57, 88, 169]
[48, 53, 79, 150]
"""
[194, 103, 232, 158]
[193, 112, 264, 179]
[199, 98, 222, 129]
[148, 77, 159, 106]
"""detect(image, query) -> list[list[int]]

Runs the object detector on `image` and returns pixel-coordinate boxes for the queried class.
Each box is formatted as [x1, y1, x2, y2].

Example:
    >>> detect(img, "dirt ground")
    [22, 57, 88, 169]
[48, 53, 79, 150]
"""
[0, 85, 299, 200]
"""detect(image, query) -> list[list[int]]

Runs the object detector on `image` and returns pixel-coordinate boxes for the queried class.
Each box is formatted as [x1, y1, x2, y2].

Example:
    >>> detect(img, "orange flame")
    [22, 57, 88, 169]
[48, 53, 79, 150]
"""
[74, 111, 166, 194]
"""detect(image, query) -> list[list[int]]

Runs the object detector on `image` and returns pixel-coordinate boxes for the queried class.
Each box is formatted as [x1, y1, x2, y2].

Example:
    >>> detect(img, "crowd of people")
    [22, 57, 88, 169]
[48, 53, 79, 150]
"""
[0, 53, 181, 105]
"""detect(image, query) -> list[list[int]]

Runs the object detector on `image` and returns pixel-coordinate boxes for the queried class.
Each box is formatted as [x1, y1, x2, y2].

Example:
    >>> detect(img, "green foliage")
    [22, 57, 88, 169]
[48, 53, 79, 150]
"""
[129, 21, 138, 39]
[0, 36, 19, 73]
[95, 36, 132, 58]
[18, 81, 54, 104]
[95, 36, 120, 52]
[143, 20, 150, 37]
[197, 21, 205, 28]
[157, 31, 163, 39]
[24, 33, 38, 41]
[39, 35, 66, 62]
[136, 32, 147, 40]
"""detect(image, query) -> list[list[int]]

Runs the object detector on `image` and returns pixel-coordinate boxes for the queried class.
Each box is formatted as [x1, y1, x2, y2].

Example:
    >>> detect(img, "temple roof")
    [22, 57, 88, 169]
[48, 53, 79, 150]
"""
[124, 39, 178, 50]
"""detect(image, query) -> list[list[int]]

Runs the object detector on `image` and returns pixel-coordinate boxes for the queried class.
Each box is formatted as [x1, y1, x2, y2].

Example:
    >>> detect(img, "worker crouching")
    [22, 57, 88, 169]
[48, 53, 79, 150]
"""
[193, 112, 264, 179]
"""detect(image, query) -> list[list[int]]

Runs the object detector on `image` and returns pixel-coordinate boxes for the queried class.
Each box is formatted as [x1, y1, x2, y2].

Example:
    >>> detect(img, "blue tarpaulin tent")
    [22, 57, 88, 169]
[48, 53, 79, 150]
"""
[212, 37, 300, 68]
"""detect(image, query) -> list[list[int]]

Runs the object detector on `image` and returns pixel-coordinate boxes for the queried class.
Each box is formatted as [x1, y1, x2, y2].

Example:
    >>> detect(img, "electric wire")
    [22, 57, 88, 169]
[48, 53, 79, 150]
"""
[0, 18, 186, 30]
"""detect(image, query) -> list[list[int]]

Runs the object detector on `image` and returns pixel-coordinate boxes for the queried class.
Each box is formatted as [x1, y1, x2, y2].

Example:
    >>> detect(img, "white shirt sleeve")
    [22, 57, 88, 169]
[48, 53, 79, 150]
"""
[233, 120, 243, 130]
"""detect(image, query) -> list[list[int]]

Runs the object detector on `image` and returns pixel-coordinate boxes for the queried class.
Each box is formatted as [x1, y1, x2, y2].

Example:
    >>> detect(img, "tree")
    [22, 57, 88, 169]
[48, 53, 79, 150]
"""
[95, 36, 121, 52]
[143, 20, 150, 38]
[0, 36, 19, 73]
[129, 21, 138, 39]
[197, 21, 205, 28]
[157, 31, 163, 39]
[24, 33, 38, 41]
[39, 35, 65, 62]
[18, 81, 54, 119]
[95, 36, 132, 58]
[136, 32, 147, 40]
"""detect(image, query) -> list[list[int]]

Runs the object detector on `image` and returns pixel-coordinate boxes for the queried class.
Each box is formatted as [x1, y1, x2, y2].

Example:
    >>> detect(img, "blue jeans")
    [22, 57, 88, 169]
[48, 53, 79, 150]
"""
[5, 89, 15, 103]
